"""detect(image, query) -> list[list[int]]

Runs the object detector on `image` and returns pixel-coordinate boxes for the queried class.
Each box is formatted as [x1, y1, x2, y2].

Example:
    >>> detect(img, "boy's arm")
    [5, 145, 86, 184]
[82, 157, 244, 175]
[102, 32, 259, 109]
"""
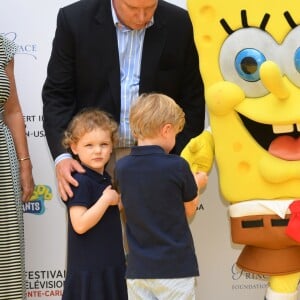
[184, 171, 208, 218]
[184, 196, 199, 218]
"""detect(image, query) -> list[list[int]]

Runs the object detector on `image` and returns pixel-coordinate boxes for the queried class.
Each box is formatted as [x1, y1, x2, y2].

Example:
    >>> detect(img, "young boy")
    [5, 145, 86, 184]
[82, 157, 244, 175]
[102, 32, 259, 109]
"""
[115, 93, 207, 300]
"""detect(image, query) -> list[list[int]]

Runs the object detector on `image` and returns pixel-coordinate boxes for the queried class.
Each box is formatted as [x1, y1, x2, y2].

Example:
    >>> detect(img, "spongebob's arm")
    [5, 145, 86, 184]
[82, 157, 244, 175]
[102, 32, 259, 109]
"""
[181, 128, 214, 173]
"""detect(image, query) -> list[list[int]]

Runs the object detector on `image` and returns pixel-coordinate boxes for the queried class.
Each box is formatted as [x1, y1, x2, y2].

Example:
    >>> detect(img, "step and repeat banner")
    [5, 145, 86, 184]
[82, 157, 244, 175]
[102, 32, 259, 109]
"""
[1, 1, 268, 299]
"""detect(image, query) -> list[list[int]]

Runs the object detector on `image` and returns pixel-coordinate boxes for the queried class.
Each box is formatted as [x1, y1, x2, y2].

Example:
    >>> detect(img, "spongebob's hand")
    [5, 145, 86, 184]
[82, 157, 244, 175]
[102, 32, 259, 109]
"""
[181, 130, 214, 173]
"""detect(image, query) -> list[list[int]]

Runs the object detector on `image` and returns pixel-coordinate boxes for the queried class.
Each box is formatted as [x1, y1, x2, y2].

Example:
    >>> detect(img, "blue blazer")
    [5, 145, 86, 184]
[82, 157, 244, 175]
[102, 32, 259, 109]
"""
[42, 0, 205, 158]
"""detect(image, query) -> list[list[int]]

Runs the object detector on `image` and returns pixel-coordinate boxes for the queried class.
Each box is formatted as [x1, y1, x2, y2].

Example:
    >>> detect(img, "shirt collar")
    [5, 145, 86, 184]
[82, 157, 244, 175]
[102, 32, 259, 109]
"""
[111, 0, 154, 30]
[130, 145, 166, 156]
[81, 164, 111, 183]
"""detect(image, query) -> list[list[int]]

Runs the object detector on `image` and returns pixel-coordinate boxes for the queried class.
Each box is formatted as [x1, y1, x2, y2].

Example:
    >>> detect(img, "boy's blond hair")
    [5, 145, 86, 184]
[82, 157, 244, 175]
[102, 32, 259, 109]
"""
[130, 93, 185, 140]
[62, 108, 119, 149]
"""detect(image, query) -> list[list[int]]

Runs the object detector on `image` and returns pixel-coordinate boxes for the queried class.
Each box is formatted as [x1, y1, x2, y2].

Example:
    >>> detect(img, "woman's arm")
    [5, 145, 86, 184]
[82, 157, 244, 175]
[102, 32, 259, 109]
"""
[4, 59, 34, 202]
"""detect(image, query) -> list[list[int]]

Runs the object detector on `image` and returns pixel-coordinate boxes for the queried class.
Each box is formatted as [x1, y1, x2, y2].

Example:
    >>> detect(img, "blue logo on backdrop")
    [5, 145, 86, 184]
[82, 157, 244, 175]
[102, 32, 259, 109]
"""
[1, 31, 37, 59]
[23, 185, 53, 215]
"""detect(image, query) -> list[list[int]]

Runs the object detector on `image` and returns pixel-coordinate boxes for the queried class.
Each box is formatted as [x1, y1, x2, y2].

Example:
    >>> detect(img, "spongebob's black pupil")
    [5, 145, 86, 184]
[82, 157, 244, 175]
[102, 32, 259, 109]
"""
[241, 57, 258, 74]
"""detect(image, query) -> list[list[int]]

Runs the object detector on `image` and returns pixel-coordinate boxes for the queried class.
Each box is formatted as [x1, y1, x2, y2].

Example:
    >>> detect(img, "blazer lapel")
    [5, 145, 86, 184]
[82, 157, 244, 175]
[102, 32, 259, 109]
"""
[140, 9, 166, 92]
[94, 0, 121, 109]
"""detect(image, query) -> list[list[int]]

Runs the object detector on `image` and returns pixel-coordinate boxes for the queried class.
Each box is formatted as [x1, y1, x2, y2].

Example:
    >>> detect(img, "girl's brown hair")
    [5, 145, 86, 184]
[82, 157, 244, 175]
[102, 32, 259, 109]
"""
[62, 108, 118, 149]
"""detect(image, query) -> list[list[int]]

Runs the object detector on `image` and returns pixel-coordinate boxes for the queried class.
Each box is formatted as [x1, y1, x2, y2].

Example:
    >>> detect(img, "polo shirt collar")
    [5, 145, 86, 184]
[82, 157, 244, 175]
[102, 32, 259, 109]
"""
[130, 145, 166, 155]
[80, 164, 111, 183]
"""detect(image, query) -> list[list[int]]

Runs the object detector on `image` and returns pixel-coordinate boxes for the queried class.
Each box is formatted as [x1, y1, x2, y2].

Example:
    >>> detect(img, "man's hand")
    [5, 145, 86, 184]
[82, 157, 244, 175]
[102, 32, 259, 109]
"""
[56, 158, 85, 201]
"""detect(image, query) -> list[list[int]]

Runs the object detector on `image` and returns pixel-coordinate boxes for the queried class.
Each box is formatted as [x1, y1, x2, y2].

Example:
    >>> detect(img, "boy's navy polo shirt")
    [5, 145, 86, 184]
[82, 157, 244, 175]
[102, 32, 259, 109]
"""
[115, 145, 199, 279]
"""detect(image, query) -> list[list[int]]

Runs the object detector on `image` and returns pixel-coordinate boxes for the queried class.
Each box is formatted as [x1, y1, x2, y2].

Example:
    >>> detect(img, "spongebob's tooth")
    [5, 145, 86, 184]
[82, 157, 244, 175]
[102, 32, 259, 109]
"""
[272, 124, 293, 134]
[297, 124, 300, 132]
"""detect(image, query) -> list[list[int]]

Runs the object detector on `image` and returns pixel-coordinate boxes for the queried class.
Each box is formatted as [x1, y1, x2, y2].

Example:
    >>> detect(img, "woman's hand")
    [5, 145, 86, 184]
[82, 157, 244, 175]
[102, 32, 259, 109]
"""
[19, 160, 34, 202]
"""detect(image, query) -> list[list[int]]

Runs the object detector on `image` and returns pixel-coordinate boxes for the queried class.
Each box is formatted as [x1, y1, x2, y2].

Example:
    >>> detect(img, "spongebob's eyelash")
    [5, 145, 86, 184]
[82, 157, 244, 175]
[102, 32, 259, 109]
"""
[284, 11, 297, 29]
[220, 9, 270, 35]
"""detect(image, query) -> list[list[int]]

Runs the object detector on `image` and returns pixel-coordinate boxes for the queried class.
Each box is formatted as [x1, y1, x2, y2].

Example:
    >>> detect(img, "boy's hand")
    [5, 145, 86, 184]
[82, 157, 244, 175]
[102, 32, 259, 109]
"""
[194, 171, 208, 189]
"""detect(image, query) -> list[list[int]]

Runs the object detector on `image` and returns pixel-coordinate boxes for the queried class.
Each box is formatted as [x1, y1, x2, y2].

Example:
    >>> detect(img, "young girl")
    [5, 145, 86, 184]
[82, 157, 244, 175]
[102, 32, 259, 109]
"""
[61, 108, 127, 300]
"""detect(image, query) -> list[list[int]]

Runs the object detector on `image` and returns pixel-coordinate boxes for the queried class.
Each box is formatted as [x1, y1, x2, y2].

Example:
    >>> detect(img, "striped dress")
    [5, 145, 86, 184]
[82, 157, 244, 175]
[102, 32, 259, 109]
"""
[0, 35, 26, 299]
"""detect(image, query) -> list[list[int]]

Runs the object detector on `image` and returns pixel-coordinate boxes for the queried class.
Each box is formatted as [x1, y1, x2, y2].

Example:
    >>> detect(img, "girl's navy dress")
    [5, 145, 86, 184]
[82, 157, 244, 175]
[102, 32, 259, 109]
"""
[62, 166, 127, 300]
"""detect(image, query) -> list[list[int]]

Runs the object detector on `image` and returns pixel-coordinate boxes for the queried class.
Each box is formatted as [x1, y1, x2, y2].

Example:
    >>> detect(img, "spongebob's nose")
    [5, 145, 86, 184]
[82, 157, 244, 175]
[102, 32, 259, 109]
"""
[260, 61, 289, 100]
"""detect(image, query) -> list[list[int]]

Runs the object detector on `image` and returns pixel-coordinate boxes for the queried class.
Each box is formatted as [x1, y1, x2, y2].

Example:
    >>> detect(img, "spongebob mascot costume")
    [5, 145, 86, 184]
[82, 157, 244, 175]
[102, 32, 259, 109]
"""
[182, 0, 300, 299]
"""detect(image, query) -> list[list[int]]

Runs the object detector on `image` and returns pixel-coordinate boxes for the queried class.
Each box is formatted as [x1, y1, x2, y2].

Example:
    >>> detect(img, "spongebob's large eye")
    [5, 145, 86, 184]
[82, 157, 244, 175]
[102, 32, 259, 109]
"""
[235, 49, 266, 82]
[220, 28, 278, 98]
[281, 26, 300, 87]
[294, 48, 300, 73]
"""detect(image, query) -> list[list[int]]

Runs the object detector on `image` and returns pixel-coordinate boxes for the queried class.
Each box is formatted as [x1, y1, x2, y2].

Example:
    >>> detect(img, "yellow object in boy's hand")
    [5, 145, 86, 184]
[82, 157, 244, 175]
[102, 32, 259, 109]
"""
[181, 130, 214, 173]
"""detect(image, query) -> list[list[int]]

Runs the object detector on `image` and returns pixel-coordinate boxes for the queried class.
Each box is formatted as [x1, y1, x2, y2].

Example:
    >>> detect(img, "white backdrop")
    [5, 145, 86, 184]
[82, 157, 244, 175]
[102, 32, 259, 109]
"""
[1, 1, 268, 299]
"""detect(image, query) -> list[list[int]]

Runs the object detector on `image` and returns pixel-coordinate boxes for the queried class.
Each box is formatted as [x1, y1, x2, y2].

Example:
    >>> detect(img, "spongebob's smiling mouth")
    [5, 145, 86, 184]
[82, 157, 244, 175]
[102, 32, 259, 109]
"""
[239, 113, 300, 161]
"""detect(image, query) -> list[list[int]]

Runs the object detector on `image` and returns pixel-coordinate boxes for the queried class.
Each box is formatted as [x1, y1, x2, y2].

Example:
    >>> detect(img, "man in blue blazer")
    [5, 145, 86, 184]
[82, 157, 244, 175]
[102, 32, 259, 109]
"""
[42, 0, 205, 200]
